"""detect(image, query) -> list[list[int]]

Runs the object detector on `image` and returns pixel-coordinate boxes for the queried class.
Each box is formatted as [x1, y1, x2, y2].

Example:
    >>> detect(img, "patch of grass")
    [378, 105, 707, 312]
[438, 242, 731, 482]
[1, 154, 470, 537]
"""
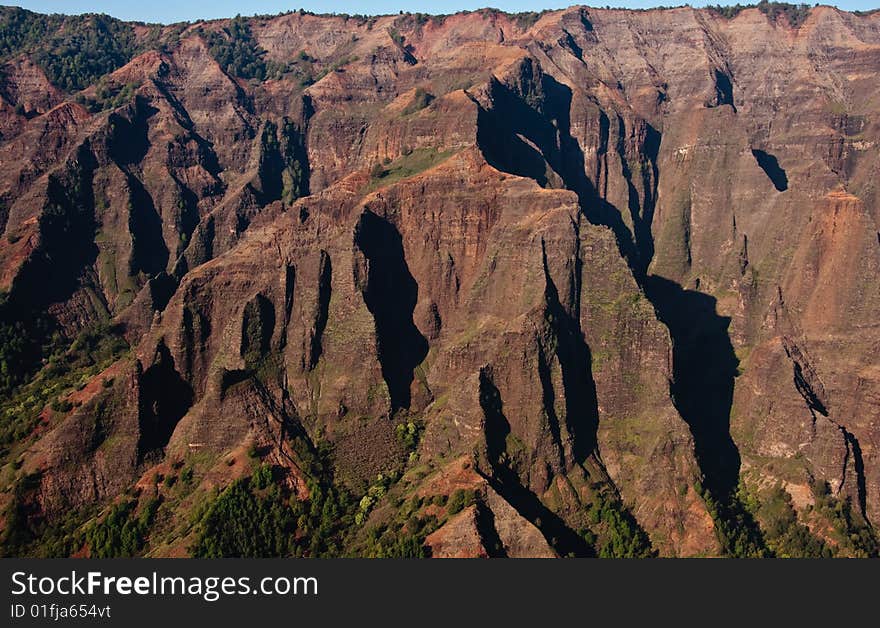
[366, 147, 456, 191]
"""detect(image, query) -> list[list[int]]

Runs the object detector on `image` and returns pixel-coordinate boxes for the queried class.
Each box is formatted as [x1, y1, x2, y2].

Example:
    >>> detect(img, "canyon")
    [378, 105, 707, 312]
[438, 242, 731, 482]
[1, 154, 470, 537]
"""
[0, 4, 878, 557]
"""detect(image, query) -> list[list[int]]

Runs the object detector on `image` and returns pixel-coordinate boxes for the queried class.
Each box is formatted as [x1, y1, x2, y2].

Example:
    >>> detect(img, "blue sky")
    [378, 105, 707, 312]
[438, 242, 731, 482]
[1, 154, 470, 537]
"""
[5, 1, 879, 23]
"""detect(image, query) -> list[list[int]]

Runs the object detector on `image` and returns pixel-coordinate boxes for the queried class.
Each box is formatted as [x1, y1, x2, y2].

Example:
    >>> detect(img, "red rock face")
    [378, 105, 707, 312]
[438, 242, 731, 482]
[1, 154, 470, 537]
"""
[1, 6, 879, 557]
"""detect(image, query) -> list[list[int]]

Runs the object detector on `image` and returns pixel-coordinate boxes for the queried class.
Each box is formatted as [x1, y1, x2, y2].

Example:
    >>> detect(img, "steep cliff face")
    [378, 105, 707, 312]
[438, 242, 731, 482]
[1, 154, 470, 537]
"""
[0, 5, 878, 558]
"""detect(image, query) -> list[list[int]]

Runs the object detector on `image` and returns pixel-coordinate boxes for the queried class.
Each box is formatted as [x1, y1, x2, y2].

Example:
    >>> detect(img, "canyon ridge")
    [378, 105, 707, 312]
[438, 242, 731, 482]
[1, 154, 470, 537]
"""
[0, 4, 878, 557]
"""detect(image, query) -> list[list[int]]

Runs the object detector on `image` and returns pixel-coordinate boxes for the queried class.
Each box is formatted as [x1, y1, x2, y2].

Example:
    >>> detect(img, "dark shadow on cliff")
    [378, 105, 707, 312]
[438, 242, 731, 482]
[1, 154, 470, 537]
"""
[751, 149, 788, 192]
[541, 240, 600, 464]
[477, 106, 553, 186]
[476, 72, 653, 276]
[15, 145, 99, 310]
[308, 251, 332, 369]
[479, 367, 595, 557]
[474, 499, 508, 557]
[137, 341, 193, 463]
[125, 172, 169, 277]
[354, 210, 428, 413]
[474, 66, 758, 545]
[107, 97, 157, 167]
[643, 276, 741, 498]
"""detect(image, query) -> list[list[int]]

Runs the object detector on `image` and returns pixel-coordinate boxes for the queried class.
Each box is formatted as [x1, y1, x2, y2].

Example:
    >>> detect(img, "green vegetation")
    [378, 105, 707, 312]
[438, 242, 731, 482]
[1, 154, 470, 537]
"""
[704, 478, 877, 558]
[707, 3, 753, 19]
[75, 80, 140, 113]
[355, 471, 400, 525]
[0, 322, 128, 459]
[367, 147, 456, 191]
[401, 87, 434, 116]
[387, 27, 406, 48]
[809, 481, 878, 557]
[0, 7, 138, 91]
[203, 35, 358, 87]
[192, 441, 357, 557]
[446, 488, 477, 515]
[394, 420, 421, 451]
[586, 489, 656, 558]
[201, 15, 272, 81]
[707, 2, 811, 26]
[358, 493, 438, 558]
[745, 484, 830, 558]
[0, 473, 96, 557]
[362, 522, 430, 557]
[0, 295, 55, 396]
[695, 480, 769, 557]
[190, 476, 298, 557]
[252, 463, 274, 489]
[757, 1, 812, 27]
[86, 497, 159, 558]
[512, 11, 548, 30]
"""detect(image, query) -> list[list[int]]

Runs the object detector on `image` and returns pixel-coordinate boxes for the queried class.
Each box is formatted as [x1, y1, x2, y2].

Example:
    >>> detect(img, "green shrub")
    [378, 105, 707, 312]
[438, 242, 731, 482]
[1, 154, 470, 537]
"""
[252, 463, 274, 490]
[202, 15, 268, 80]
[179, 466, 194, 486]
[190, 479, 296, 557]
[513, 11, 547, 30]
[811, 481, 878, 557]
[75, 80, 140, 112]
[394, 421, 421, 450]
[707, 4, 751, 19]
[757, 1, 812, 28]
[401, 87, 434, 115]
[0, 8, 138, 91]
[585, 490, 655, 558]
[754, 484, 830, 558]
[50, 398, 74, 413]
[387, 27, 405, 47]
[695, 481, 768, 557]
[446, 488, 476, 515]
[86, 498, 159, 558]
[363, 526, 428, 557]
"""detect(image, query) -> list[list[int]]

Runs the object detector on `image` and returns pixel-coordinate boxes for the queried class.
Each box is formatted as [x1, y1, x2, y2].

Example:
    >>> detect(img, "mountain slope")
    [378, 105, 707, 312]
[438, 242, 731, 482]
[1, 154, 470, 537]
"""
[0, 5, 878, 558]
